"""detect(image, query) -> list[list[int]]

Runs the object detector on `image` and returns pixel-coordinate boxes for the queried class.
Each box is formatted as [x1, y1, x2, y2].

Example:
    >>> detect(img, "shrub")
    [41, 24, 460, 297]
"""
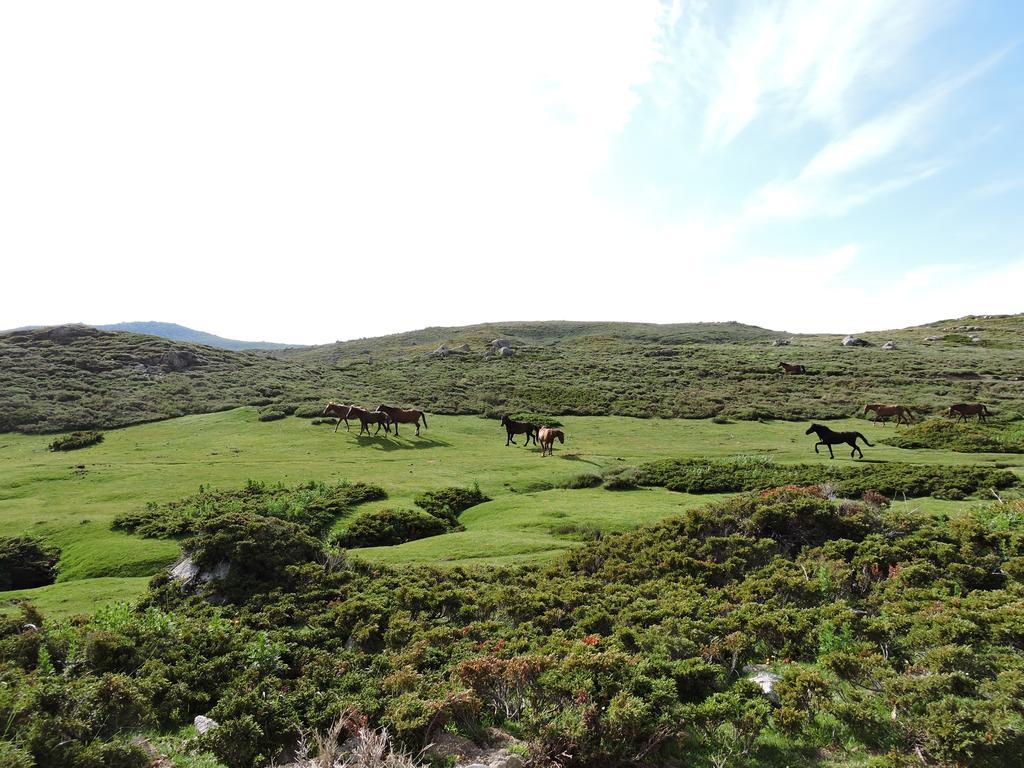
[557, 473, 603, 489]
[332, 508, 449, 548]
[0, 536, 60, 590]
[413, 484, 489, 524]
[881, 418, 1024, 453]
[257, 408, 286, 422]
[513, 413, 563, 428]
[48, 430, 104, 451]
[602, 466, 644, 491]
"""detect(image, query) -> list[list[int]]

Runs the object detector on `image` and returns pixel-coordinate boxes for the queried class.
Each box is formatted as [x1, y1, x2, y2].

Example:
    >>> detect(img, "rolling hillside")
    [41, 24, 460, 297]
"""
[95, 321, 303, 350]
[1, 314, 1023, 434]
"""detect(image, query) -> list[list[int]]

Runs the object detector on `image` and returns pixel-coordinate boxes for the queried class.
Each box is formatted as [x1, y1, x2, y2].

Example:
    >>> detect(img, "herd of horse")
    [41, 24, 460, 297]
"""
[322, 395, 992, 461]
[321, 403, 569, 456]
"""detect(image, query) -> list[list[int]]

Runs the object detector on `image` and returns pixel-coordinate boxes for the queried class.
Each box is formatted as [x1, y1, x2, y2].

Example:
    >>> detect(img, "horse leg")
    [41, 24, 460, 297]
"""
[415, 418, 421, 437]
[814, 442, 821, 454]
[345, 418, 350, 431]
[334, 417, 342, 434]
[827, 443, 835, 459]
[506, 431, 512, 446]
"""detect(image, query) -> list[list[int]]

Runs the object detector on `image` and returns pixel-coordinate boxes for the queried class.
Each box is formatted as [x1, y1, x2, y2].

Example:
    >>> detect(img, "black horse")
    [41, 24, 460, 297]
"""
[805, 423, 872, 459]
[500, 415, 539, 446]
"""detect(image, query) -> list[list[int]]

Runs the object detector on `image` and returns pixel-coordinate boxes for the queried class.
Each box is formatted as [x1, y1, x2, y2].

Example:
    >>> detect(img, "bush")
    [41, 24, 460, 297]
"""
[257, 408, 286, 422]
[638, 457, 1018, 499]
[332, 508, 449, 548]
[602, 467, 643, 491]
[881, 418, 1024, 453]
[557, 473, 603, 489]
[0, 536, 60, 590]
[513, 413, 563, 428]
[48, 430, 104, 451]
[413, 484, 489, 524]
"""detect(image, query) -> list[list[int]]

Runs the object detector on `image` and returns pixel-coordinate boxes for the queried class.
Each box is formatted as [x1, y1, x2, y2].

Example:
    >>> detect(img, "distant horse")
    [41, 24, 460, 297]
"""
[538, 426, 564, 457]
[346, 406, 391, 436]
[864, 403, 914, 427]
[376, 404, 427, 436]
[778, 362, 806, 375]
[805, 423, 872, 459]
[945, 403, 990, 423]
[500, 415, 539, 447]
[322, 402, 355, 433]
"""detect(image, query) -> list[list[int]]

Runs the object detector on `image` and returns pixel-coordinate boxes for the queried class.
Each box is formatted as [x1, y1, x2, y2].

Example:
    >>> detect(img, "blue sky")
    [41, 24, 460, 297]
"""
[0, 1, 1021, 343]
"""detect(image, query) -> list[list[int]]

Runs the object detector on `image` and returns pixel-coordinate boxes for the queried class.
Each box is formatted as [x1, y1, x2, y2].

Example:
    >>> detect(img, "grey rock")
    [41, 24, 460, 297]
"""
[882, 341, 897, 350]
[924, 335, 941, 342]
[743, 665, 781, 702]
[170, 557, 230, 587]
[771, 338, 791, 347]
[842, 335, 871, 347]
[496, 346, 514, 357]
[159, 349, 203, 371]
[194, 715, 219, 735]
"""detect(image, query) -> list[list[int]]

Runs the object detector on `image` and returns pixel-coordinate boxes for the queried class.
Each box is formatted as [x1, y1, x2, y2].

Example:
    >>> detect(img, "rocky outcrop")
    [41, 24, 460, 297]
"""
[882, 341, 897, 350]
[170, 557, 230, 587]
[159, 349, 203, 371]
[842, 335, 871, 347]
[770, 338, 791, 347]
[429, 343, 471, 357]
[194, 715, 219, 735]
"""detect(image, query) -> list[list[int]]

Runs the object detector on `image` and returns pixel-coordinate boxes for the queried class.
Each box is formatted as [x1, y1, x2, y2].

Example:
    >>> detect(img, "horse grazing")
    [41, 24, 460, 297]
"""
[500, 415, 539, 446]
[376, 404, 427, 436]
[346, 406, 391, 436]
[805, 423, 872, 459]
[778, 362, 806, 375]
[945, 403, 990, 423]
[322, 402, 355, 433]
[864, 403, 914, 427]
[538, 426, 564, 457]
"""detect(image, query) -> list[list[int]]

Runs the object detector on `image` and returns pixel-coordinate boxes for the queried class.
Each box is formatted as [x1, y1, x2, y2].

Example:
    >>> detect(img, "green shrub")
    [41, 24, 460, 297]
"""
[48, 430, 104, 451]
[294, 403, 328, 418]
[332, 508, 449, 548]
[638, 457, 1018, 498]
[257, 408, 286, 422]
[882, 418, 1024, 453]
[0, 536, 60, 590]
[557, 473, 603, 489]
[413, 484, 489, 524]
[602, 466, 643, 490]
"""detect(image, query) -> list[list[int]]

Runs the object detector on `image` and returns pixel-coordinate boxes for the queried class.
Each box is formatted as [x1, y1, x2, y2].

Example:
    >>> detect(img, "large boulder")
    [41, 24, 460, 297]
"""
[882, 341, 897, 350]
[194, 715, 219, 735]
[159, 349, 203, 371]
[770, 338, 791, 347]
[842, 335, 871, 347]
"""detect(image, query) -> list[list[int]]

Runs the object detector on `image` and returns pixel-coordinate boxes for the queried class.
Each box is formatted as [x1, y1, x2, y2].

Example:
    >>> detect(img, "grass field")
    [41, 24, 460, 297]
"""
[3, 407, 1022, 617]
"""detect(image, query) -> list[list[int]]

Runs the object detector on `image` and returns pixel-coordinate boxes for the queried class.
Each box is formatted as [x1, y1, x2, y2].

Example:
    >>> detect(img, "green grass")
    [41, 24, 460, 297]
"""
[2, 407, 1021, 614]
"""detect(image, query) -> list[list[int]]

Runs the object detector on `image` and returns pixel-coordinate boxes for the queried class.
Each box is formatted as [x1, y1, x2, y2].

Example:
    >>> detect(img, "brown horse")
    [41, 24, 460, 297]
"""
[322, 402, 356, 433]
[778, 362, 806, 374]
[538, 426, 564, 457]
[864, 403, 914, 426]
[805, 423, 872, 459]
[376, 404, 427, 436]
[500, 415, 539, 446]
[945, 403, 990, 423]
[346, 406, 391, 436]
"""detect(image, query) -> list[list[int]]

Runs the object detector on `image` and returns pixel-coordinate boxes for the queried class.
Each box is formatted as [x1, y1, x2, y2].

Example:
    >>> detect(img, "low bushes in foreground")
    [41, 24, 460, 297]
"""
[881, 417, 1024, 453]
[4, 486, 1024, 767]
[0, 536, 60, 591]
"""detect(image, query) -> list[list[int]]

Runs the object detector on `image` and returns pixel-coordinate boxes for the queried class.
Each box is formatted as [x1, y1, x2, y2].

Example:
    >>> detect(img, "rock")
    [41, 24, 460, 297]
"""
[924, 335, 941, 342]
[770, 338, 790, 347]
[490, 339, 512, 349]
[970, 335, 983, 343]
[954, 325, 982, 331]
[882, 341, 897, 350]
[743, 665, 781, 702]
[491, 755, 525, 768]
[423, 732, 482, 764]
[430, 343, 471, 357]
[496, 346, 514, 357]
[159, 349, 203, 371]
[842, 335, 871, 347]
[170, 557, 229, 587]
[430, 344, 452, 357]
[44, 324, 102, 343]
[194, 715, 219, 735]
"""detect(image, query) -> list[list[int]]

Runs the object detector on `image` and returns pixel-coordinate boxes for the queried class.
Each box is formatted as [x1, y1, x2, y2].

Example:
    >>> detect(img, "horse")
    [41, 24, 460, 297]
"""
[805, 423, 872, 459]
[375, 404, 427, 436]
[346, 406, 391, 436]
[864, 403, 914, 427]
[778, 362, 806, 375]
[500, 415, 539, 446]
[538, 426, 564, 457]
[945, 403, 990, 423]
[322, 402, 355, 433]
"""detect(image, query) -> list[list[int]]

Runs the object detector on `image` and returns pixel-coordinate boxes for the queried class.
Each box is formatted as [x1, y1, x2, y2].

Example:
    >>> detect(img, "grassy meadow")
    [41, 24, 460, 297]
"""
[3, 406, 1021, 616]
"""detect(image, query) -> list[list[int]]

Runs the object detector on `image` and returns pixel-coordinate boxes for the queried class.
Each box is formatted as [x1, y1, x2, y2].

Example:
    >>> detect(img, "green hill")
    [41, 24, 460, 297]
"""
[2, 314, 1023, 434]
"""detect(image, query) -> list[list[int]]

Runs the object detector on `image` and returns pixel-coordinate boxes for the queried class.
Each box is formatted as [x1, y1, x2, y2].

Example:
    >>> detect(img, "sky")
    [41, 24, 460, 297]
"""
[1, 1, 1022, 345]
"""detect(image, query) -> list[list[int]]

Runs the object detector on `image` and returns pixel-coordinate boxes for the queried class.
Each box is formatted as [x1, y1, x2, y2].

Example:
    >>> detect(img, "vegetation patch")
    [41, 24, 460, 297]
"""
[331, 508, 451, 548]
[4, 488, 1024, 767]
[112, 480, 386, 540]
[0, 536, 60, 590]
[881, 417, 1024, 453]
[48, 431, 104, 451]
[413, 484, 489, 525]
[639, 456, 1018, 499]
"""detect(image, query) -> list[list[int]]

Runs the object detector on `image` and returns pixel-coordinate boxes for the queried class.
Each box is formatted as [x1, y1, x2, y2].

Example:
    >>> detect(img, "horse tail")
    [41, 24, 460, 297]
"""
[420, 411, 427, 429]
[856, 432, 873, 446]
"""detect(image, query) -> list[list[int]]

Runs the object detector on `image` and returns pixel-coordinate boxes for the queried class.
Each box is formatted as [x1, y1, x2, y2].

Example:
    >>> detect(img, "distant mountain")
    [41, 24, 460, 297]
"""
[95, 322, 303, 351]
